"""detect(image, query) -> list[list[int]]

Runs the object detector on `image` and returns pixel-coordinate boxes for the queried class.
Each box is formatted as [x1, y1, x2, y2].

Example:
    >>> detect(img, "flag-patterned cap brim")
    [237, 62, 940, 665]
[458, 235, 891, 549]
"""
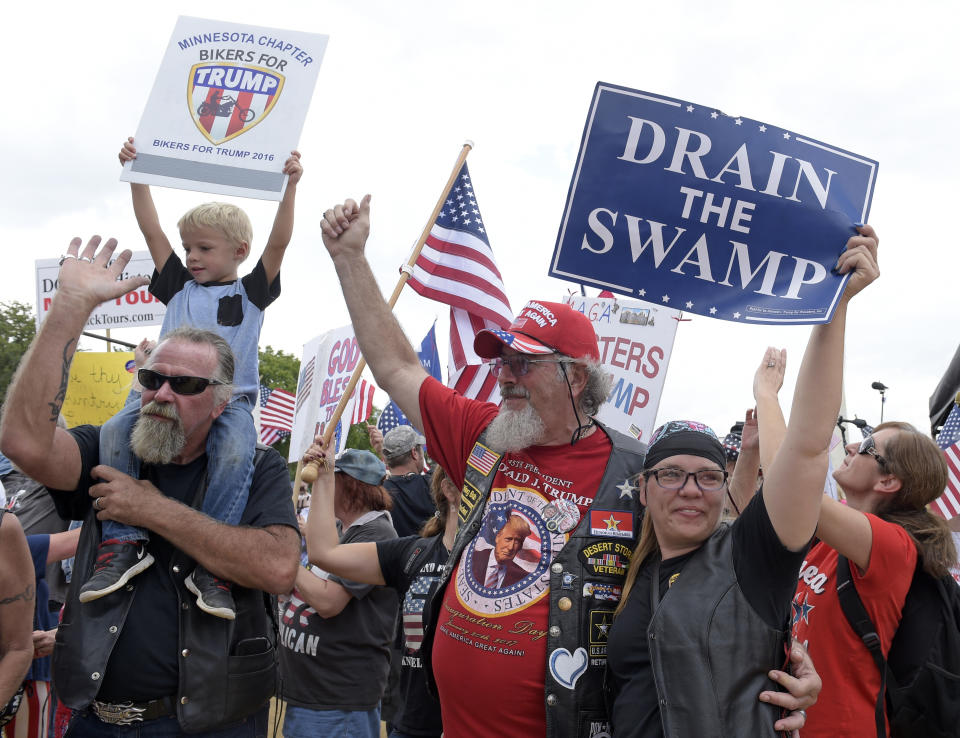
[474, 329, 555, 359]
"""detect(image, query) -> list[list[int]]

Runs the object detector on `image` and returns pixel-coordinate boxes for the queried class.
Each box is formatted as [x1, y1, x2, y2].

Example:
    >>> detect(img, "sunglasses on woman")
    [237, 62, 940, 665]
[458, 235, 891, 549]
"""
[858, 435, 888, 469]
[138, 369, 225, 396]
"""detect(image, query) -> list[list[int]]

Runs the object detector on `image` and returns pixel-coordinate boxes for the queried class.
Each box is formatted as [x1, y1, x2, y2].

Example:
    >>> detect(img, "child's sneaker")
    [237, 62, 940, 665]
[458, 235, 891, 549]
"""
[78, 540, 155, 603]
[185, 566, 236, 620]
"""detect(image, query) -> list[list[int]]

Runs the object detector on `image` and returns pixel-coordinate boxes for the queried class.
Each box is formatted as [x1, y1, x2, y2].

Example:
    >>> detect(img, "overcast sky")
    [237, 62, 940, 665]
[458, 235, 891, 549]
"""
[4, 0, 958, 438]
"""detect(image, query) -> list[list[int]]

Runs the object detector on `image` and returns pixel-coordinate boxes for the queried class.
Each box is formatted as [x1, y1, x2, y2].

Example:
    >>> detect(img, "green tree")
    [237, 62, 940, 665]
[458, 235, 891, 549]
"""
[0, 301, 36, 406]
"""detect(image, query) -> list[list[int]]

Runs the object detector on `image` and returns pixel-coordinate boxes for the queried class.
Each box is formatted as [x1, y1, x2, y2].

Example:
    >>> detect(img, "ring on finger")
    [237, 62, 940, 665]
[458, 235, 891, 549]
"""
[93, 497, 103, 511]
[766, 361, 776, 367]
[78, 256, 94, 263]
[59, 254, 77, 266]
[797, 709, 807, 720]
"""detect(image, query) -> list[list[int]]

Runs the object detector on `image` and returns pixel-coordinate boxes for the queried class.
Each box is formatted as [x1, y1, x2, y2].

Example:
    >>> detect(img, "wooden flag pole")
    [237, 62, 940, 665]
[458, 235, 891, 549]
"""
[302, 141, 474, 483]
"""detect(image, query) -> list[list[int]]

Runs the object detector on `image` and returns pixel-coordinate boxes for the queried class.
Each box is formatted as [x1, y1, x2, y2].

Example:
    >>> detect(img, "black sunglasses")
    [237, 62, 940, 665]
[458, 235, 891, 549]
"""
[138, 369, 225, 396]
[858, 435, 888, 469]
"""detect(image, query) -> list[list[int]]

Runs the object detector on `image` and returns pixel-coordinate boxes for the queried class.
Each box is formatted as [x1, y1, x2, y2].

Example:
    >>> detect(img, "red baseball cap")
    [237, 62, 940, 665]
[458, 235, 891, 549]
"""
[474, 300, 600, 362]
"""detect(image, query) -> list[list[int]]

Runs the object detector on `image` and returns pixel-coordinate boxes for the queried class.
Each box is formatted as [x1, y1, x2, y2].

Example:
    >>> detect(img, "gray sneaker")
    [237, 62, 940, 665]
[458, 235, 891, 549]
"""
[78, 540, 155, 603]
[185, 566, 236, 620]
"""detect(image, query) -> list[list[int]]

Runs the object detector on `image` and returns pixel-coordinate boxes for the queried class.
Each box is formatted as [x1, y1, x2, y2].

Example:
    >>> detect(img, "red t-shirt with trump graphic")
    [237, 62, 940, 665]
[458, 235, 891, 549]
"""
[420, 377, 613, 738]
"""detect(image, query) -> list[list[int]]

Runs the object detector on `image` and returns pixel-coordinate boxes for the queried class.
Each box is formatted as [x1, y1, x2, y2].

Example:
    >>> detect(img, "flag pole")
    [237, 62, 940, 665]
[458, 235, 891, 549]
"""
[302, 141, 474, 483]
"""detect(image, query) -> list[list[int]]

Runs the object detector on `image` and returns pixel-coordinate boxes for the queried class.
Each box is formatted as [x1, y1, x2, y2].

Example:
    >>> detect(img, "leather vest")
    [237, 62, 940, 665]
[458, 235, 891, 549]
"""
[422, 421, 646, 738]
[647, 525, 788, 737]
[52, 449, 278, 733]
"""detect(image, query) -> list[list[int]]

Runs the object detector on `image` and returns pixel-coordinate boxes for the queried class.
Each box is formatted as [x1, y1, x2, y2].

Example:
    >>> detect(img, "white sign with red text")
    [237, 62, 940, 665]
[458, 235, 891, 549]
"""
[288, 324, 361, 462]
[563, 296, 678, 444]
[35, 252, 165, 332]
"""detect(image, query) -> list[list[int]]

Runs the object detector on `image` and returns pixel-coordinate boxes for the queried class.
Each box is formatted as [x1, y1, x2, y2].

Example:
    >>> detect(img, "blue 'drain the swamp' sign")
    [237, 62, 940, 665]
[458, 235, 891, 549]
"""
[549, 83, 878, 325]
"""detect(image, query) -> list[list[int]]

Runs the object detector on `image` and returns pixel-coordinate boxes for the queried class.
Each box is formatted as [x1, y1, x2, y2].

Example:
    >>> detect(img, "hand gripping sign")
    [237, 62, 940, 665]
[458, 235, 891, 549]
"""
[550, 83, 879, 325]
[121, 16, 327, 200]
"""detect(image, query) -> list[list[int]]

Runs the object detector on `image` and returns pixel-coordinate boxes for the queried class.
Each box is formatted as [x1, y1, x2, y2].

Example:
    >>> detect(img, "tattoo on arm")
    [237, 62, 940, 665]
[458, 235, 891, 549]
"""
[47, 339, 75, 421]
[0, 584, 35, 606]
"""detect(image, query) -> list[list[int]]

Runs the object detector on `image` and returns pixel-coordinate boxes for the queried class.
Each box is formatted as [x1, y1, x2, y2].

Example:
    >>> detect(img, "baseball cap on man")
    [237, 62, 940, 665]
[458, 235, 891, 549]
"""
[382, 425, 426, 459]
[474, 300, 600, 362]
[334, 449, 387, 486]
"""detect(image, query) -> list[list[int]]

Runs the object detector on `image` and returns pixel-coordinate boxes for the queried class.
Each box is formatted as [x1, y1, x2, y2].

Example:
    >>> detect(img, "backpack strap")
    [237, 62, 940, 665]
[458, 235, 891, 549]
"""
[836, 554, 887, 738]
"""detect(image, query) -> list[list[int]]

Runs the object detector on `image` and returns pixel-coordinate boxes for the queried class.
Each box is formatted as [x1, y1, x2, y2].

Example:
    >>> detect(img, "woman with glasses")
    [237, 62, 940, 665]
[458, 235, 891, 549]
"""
[754, 410, 956, 734]
[605, 226, 880, 738]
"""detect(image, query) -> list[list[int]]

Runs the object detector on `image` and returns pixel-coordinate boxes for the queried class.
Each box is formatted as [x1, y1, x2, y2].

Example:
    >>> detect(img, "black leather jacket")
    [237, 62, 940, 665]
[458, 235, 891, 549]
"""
[52, 449, 279, 732]
[422, 421, 645, 738]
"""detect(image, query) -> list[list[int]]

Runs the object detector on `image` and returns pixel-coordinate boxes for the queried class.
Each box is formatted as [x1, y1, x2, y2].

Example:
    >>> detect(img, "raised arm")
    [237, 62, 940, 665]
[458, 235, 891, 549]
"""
[762, 226, 879, 551]
[120, 138, 174, 272]
[320, 196, 428, 427]
[0, 514, 35, 706]
[303, 437, 385, 586]
[753, 347, 788, 475]
[0, 237, 150, 490]
[728, 409, 760, 514]
[260, 151, 302, 284]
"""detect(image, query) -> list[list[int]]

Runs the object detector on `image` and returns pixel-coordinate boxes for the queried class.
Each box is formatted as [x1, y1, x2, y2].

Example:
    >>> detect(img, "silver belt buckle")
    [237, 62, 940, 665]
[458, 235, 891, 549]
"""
[91, 700, 147, 725]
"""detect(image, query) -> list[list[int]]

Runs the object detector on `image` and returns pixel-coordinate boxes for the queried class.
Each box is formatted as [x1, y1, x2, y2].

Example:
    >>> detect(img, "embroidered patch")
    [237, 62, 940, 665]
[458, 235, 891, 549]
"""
[579, 540, 632, 577]
[588, 510, 634, 539]
[582, 582, 622, 602]
[549, 647, 588, 690]
[457, 479, 482, 524]
[467, 442, 500, 475]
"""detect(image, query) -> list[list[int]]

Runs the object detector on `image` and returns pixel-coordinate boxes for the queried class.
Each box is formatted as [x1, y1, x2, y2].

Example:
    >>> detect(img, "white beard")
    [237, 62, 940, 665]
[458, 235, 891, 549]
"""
[130, 401, 187, 464]
[485, 403, 546, 453]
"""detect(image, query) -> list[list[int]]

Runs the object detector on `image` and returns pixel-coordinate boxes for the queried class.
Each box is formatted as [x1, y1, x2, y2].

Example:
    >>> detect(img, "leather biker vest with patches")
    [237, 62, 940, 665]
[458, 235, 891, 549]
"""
[422, 421, 646, 738]
[52, 449, 278, 732]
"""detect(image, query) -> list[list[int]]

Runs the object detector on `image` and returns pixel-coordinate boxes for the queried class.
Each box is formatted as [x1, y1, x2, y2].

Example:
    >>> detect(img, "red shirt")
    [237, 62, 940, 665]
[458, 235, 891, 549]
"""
[793, 514, 916, 738]
[420, 378, 611, 737]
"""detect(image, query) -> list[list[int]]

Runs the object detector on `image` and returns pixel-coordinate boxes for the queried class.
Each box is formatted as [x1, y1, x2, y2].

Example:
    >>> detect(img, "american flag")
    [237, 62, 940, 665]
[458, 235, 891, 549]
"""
[377, 402, 409, 435]
[467, 442, 499, 475]
[350, 378, 376, 425]
[294, 357, 315, 415]
[402, 572, 436, 652]
[407, 162, 513, 404]
[934, 400, 960, 520]
[259, 385, 293, 446]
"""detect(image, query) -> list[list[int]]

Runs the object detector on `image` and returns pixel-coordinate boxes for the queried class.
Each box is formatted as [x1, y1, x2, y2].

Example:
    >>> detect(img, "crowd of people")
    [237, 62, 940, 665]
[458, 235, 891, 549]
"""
[0, 140, 956, 738]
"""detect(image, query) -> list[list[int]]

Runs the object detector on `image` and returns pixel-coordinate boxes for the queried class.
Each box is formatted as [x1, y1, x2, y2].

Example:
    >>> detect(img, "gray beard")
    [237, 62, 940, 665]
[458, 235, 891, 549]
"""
[130, 401, 187, 465]
[485, 403, 546, 453]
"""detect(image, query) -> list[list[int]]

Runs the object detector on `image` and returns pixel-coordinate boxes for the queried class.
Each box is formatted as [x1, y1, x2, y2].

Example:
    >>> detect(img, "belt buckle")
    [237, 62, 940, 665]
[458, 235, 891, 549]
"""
[91, 700, 147, 725]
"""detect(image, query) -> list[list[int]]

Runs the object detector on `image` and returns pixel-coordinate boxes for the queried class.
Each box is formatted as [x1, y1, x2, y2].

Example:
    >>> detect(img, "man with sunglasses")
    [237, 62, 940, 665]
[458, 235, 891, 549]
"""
[318, 196, 817, 738]
[0, 237, 300, 736]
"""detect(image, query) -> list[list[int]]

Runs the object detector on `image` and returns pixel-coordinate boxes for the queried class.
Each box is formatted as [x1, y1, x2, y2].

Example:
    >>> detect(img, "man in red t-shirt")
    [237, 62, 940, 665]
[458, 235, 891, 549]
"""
[318, 195, 820, 738]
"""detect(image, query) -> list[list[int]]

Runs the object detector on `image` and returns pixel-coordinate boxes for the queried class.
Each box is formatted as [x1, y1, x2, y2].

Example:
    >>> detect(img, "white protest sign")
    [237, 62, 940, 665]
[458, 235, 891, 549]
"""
[563, 295, 678, 444]
[121, 16, 328, 200]
[35, 252, 164, 332]
[289, 325, 361, 462]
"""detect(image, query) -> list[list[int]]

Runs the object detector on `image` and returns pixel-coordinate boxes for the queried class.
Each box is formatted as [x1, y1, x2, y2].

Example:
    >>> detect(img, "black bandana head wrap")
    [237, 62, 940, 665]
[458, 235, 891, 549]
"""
[644, 420, 726, 471]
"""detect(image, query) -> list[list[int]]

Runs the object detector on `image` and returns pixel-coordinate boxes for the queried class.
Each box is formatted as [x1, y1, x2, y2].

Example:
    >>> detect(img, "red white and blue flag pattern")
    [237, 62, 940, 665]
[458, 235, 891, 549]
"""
[934, 400, 960, 520]
[259, 385, 295, 447]
[407, 163, 513, 404]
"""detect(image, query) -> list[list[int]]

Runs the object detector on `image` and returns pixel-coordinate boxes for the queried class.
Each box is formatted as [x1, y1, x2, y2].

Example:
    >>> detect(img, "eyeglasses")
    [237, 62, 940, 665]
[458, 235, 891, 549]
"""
[488, 356, 567, 377]
[644, 467, 728, 492]
[858, 435, 888, 469]
[138, 369, 225, 396]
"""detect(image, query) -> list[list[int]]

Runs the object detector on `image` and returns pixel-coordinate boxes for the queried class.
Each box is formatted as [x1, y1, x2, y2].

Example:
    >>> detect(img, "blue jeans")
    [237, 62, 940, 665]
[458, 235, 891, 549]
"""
[282, 705, 380, 738]
[65, 706, 267, 738]
[99, 395, 256, 543]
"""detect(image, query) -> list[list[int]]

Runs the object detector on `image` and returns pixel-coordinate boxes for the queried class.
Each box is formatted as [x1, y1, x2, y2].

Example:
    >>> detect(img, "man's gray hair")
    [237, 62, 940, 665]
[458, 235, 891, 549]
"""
[152, 326, 235, 404]
[556, 358, 612, 417]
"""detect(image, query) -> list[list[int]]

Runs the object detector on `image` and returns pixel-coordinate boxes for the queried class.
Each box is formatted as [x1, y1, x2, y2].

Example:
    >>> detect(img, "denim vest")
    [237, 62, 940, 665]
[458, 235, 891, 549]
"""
[422, 421, 646, 738]
[52, 449, 278, 732]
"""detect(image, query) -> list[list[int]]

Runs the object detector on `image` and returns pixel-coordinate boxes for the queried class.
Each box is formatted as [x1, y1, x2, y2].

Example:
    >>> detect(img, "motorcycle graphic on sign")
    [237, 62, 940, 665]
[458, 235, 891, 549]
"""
[188, 62, 285, 145]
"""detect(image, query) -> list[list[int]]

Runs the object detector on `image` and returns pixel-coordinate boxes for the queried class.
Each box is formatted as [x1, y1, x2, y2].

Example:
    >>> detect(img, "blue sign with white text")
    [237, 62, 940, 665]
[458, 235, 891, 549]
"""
[550, 83, 878, 324]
